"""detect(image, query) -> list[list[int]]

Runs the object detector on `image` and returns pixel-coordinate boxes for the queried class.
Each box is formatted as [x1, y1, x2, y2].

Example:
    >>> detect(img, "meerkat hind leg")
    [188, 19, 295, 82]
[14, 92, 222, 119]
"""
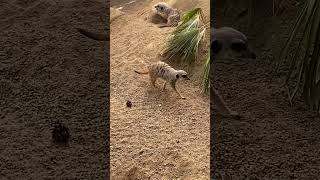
[170, 82, 185, 99]
[158, 18, 172, 28]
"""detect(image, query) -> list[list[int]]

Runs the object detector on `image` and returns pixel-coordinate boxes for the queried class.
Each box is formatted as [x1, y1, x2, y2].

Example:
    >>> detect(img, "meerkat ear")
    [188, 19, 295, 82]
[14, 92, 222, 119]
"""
[176, 74, 180, 79]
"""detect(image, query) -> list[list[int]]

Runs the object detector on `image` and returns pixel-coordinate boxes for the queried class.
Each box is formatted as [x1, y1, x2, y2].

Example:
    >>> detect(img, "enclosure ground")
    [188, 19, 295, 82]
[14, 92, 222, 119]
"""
[212, 1, 320, 179]
[1, 0, 108, 179]
[110, 0, 210, 179]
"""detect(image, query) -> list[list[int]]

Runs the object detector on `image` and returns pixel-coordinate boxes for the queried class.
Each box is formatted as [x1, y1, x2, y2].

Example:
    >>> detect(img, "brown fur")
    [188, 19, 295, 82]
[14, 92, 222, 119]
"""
[152, 2, 181, 28]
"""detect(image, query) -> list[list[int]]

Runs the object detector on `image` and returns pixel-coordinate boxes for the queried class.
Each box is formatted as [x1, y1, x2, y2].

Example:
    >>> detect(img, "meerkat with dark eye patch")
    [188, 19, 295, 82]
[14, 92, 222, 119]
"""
[134, 61, 190, 99]
[152, 2, 180, 28]
[211, 27, 257, 117]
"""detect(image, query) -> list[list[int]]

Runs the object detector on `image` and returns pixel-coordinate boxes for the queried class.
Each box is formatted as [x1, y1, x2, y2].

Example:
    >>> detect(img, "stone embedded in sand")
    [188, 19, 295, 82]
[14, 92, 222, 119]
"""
[126, 100, 132, 108]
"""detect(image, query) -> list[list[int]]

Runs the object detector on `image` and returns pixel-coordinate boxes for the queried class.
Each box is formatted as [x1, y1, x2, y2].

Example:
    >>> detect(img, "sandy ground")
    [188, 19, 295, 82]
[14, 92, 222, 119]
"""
[3, 0, 318, 179]
[110, 0, 210, 179]
[211, 0, 320, 179]
[1, 0, 108, 179]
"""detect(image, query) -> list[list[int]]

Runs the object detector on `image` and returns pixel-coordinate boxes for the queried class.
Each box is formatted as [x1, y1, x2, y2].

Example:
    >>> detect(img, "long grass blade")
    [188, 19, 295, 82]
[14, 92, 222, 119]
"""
[201, 51, 210, 94]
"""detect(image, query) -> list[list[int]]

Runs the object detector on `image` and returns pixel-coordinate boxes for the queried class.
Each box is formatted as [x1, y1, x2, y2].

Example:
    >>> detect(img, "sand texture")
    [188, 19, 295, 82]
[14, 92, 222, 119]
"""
[110, 0, 210, 179]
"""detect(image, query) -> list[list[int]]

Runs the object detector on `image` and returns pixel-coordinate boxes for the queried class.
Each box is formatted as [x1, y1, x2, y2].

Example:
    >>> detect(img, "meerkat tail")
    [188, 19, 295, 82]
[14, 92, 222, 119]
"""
[134, 70, 149, 74]
[76, 28, 109, 41]
[158, 24, 171, 28]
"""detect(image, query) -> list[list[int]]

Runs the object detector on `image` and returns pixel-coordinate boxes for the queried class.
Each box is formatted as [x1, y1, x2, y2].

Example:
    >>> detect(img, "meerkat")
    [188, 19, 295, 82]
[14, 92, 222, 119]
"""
[77, 3, 180, 41]
[134, 61, 190, 99]
[211, 27, 256, 117]
[152, 2, 180, 28]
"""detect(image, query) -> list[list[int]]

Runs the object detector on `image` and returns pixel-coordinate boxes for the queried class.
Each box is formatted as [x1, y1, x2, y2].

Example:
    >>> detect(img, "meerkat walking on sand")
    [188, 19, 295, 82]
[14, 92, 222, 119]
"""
[134, 61, 190, 99]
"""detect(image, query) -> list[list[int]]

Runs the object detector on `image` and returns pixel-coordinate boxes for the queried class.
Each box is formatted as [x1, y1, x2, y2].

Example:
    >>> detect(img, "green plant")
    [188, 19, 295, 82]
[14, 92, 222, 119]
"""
[280, 0, 320, 113]
[162, 8, 206, 64]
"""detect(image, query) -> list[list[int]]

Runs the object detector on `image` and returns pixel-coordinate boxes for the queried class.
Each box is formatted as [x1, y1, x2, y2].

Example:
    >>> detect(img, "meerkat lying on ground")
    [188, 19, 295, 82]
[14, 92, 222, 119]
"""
[134, 61, 190, 99]
[77, 2, 180, 40]
[211, 27, 256, 117]
[152, 2, 180, 28]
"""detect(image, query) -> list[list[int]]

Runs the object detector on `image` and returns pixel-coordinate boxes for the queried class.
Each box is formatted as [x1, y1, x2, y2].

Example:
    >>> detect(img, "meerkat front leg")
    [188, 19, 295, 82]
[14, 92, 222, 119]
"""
[150, 75, 157, 87]
[162, 82, 167, 91]
[158, 19, 174, 28]
[211, 87, 239, 117]
[170, 81, 185, 99]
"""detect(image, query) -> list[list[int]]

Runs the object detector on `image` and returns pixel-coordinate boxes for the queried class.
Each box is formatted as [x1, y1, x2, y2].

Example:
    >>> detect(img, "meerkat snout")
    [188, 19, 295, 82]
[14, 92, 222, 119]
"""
[176, 70, 190, 80]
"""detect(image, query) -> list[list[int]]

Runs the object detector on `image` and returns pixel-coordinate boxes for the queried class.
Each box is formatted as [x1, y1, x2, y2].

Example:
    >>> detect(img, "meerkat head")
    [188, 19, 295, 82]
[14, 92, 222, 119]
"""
[211, 27, 256, 59]
[176, 70, 190, 80]
[153, 3, 166, 12]
[155, 4, 163, 11]
[153, 2, 172, 14]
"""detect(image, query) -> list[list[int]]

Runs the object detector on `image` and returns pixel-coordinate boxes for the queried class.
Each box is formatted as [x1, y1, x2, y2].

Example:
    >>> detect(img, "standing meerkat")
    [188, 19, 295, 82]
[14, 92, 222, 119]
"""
[211, 27, 256, 117]
[152, 2, 181, 28]
[134, 61, 190, 99]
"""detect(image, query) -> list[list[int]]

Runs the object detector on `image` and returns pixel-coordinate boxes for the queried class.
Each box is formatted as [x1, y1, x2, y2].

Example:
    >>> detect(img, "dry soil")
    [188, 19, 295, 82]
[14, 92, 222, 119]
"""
[1, 0, 108, 179]
[110, 0, 210, 179]
[211, 0, 320, 179]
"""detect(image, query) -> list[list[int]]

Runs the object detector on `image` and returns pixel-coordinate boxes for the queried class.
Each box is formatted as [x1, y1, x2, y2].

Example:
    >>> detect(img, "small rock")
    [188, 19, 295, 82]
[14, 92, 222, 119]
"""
[126, 100, 132, 107]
